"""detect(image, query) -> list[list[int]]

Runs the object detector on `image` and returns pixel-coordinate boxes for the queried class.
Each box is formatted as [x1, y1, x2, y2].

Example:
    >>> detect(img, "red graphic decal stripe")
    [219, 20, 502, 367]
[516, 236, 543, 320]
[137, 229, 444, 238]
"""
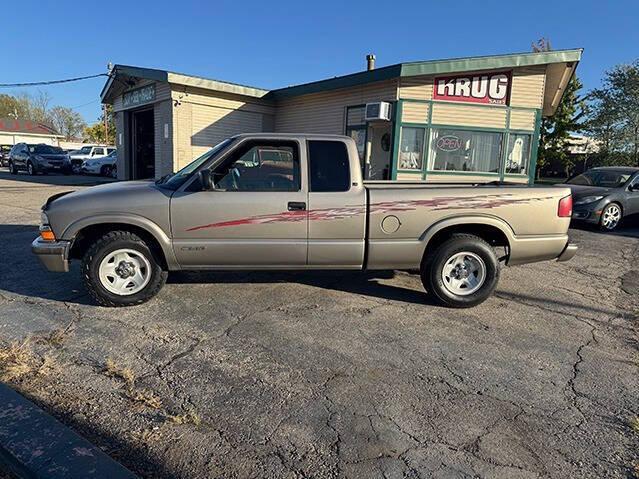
[185, 194, 553, 231]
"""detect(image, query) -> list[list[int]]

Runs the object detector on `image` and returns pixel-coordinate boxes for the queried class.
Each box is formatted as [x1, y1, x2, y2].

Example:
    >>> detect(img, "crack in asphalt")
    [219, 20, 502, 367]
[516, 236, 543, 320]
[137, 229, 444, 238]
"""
[563, 324, 598, 431]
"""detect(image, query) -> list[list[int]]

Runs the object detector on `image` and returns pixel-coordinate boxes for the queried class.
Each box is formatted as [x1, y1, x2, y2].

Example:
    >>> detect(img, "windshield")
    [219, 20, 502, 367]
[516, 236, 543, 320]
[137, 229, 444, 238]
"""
[568, 170, 631, 188]
[30, 145, 63, 154]
[157, 138, 234, 190]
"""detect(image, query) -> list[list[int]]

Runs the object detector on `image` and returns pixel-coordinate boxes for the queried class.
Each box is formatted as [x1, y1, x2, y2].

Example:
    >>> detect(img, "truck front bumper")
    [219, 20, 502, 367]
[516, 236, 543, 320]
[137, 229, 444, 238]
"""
[31, 237, 70, 272]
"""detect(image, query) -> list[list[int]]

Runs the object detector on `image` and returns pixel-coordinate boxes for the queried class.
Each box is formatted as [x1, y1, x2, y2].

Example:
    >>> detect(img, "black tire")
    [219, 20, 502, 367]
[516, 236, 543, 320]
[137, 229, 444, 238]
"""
[101, 165, 112, 177]
[27, 161, 36, 176]
[599, 202, 622, 231]
[421, 233, 500, 308]
[9, 161, 17, 175]
[82, 231, 167, 307]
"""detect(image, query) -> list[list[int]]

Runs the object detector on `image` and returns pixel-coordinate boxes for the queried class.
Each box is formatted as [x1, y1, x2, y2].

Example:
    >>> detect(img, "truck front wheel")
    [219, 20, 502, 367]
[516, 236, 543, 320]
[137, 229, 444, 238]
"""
[82, 231, 167, 307]
[421, 233, 500, 308]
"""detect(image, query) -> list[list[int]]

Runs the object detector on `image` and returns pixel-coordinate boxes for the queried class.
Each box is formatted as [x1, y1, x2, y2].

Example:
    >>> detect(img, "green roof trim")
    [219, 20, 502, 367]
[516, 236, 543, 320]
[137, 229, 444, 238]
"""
[102, 49, 583, 103]
[265, 64, 402, 100]
[101, 64, 269, 102]
[399, 49, 583, 77]
[267, 49, 582, 100]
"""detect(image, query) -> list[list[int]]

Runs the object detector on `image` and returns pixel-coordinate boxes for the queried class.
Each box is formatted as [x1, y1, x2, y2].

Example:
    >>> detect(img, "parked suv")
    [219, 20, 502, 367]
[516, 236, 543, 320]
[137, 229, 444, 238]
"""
[9, 143, 71, 175]
[0, 145, 12, 167]
[70, 146, 115, 173]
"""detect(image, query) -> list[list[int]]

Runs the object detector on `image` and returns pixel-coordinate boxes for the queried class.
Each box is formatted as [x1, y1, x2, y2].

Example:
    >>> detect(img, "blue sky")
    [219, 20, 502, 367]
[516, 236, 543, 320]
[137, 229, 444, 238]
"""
[1, 0, 637, 124]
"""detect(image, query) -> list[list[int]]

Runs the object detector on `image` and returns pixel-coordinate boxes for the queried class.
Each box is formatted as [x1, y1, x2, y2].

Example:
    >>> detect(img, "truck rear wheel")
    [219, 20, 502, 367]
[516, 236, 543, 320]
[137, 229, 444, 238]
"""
[82, 231, 167, 307]
[421, 233, 500, 308]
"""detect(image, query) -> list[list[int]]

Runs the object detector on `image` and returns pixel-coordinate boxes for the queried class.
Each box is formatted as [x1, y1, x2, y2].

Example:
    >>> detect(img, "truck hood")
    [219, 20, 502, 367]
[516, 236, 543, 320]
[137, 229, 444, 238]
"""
[47, 180, 155, 206]
[45, 180, 173, 239]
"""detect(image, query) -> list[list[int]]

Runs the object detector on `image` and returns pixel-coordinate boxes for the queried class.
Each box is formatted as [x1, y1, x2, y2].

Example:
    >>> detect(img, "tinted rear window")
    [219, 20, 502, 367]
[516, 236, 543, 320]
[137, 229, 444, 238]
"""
[308, 140, 350, 192]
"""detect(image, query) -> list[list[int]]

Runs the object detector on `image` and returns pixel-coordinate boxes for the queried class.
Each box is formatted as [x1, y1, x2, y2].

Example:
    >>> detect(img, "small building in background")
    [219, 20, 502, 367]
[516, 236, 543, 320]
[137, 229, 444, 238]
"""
[101, 49, 582, 184]
[0, 118, 63, 147]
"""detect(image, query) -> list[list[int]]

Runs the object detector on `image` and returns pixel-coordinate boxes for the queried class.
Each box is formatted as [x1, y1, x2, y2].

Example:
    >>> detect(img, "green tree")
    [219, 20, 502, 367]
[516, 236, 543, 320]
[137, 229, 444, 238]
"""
[531, 38, 585, 177]
[606, 61, 639, 166]
[537, 75, 585, 177]
[84, 104, 115, 144]
[585, 61, 639, 166]
[0, 92, 51, 123]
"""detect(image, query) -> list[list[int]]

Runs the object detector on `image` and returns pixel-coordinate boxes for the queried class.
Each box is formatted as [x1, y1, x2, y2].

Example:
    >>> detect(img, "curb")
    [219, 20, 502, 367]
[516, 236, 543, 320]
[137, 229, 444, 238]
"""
[0, 383, 137, 478]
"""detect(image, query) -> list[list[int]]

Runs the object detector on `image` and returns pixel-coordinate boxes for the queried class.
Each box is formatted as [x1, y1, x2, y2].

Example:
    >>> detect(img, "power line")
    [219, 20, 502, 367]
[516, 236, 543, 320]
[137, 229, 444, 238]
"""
[0, 73, 108, 88]
[70, 98, 101, 109]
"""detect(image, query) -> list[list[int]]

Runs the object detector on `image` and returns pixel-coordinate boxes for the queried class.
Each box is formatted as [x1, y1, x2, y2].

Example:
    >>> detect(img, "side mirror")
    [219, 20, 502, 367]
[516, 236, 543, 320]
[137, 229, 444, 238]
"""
[629, 184, 638, 192]
[199, 169, 213, 190]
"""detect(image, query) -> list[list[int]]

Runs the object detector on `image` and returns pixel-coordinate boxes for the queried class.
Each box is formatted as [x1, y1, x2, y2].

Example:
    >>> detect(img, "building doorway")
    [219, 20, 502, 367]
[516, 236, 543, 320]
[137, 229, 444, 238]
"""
[367, 123, 392, 180]
[132, 108, 155, 179]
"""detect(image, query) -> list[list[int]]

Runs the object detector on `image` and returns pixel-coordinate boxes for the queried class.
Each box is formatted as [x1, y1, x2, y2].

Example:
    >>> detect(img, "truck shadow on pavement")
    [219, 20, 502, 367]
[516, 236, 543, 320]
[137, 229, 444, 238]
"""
[168, 269, 436, 306]
[0, 224, 433, 307]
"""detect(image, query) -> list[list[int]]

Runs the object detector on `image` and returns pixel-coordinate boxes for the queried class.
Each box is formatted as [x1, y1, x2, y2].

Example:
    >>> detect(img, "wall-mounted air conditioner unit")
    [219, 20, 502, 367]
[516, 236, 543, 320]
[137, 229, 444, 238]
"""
[364, 102, 392, 121]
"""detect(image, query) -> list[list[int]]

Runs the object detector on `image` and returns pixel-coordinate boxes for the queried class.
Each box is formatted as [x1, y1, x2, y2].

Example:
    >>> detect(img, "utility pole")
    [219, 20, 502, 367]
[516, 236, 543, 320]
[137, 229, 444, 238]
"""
[103, 104, 108, 145]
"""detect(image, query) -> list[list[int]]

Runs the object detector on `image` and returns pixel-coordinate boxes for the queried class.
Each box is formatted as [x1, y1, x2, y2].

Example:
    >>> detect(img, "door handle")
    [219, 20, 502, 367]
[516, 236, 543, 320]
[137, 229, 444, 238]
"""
[287, 201, 306, 211]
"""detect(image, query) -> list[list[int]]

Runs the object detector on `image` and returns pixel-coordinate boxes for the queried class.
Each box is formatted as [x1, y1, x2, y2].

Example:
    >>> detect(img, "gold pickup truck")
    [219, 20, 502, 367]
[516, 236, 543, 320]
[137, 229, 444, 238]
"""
[32, 133, 576, 308]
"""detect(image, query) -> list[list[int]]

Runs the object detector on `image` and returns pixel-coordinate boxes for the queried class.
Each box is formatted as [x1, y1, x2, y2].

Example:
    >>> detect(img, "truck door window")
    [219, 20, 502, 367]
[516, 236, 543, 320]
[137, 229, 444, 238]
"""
[308, 140, 350, 192]
[213, 141, 300, 192]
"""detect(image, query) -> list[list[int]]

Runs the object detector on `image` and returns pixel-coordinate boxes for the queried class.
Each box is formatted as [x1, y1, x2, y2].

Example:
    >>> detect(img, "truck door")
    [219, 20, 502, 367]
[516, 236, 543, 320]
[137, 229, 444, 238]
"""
[307, 139, 367, 268]
[170, 138, 308, 268]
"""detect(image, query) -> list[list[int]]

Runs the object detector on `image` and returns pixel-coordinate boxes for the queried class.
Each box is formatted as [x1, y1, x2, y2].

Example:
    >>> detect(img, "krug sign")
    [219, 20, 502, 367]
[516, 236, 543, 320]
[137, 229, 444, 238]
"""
[434, 71, 511, 105]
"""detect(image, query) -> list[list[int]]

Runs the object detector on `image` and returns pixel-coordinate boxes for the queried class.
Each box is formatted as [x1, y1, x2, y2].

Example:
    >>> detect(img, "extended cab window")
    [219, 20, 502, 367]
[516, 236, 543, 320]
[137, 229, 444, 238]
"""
[308, 140, 350, 192]
[214, 141, 300, 192]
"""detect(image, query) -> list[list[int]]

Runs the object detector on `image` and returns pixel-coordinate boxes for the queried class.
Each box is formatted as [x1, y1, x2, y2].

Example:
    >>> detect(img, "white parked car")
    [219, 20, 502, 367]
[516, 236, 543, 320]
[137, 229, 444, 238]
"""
[81, 150, 117, 177]
[70, 145, 115, 173]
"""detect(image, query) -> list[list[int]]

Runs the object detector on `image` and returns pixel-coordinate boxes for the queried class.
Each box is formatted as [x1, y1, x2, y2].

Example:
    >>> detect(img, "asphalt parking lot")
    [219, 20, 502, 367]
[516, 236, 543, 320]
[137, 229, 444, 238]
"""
[0, 170, 637, 479]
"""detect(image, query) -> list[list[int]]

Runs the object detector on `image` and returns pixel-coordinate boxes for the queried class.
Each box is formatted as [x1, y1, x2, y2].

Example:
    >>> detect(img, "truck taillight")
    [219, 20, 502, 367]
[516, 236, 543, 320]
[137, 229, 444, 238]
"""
[558, 195, 573, 217]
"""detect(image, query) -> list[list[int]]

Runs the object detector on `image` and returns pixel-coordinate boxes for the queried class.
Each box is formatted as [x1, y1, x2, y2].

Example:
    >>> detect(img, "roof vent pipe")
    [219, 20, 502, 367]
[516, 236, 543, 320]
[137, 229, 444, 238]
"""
[366, 54, 376, 71]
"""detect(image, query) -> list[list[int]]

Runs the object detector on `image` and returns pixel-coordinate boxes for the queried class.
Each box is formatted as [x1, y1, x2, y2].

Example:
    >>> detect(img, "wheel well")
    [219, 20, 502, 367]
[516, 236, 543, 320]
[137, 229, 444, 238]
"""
[424, 224, 510, 260]
[606, 201, 623, 212]
[69, 223, 168, 269]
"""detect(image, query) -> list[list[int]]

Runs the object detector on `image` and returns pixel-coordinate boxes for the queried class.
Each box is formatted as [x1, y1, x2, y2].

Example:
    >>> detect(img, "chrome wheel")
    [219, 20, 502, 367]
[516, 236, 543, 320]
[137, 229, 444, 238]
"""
[441, 252, 486, 296]
[98, 248, 151, 296]
[27, 162, 34, 175]
[601, 204, 621, 230]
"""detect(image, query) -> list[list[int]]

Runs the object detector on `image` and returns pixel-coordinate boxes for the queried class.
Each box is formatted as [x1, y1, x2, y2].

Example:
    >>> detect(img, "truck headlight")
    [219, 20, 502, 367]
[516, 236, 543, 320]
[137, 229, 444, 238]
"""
[574, 195, 604, 206]
[40, 211, 49, 225]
